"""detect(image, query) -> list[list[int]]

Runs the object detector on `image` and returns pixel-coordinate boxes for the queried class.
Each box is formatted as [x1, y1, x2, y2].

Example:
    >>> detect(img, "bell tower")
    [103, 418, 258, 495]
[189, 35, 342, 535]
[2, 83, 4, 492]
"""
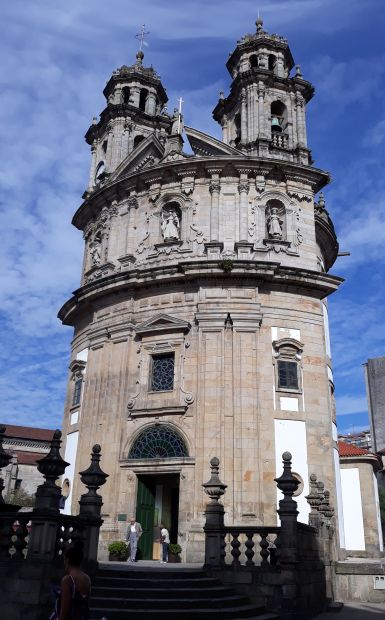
[85, 49, 172, 192]
[213, 17, 312, 165]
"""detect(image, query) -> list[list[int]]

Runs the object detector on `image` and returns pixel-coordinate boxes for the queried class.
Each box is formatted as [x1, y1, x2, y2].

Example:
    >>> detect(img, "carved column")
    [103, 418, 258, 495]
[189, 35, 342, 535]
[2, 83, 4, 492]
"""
[241, 89, 247, 144]
[238, 176, 249, 241]
[257, 82, 265, 139]
[88, 142, 97, 190]
[105, 127, 114, 170]
[146, 91, 157, 115]
[209, 177, 220, 241]
[295, 92, 307, 147]
[221, 115, 229, 144]
[130, 86, 140, 108]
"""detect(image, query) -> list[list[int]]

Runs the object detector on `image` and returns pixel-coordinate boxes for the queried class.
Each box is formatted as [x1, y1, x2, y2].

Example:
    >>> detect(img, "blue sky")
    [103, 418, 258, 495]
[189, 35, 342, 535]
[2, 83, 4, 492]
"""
[1, 0, 384, 434]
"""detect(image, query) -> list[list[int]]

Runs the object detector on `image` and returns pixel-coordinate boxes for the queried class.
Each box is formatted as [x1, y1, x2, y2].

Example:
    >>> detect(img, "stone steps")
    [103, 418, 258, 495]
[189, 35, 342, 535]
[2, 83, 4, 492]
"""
[89, 564, 279, 619]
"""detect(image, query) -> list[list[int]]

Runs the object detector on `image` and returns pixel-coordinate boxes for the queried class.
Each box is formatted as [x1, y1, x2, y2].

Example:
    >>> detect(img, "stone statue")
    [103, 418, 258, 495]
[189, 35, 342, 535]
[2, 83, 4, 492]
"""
[90, 241, 101, 265]
[161, 209, 180, 241]
[267, 207, 283, 239]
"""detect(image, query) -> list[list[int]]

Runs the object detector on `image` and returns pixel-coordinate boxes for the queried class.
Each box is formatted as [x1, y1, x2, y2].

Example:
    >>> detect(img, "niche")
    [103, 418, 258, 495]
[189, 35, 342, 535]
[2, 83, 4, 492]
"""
[265, 199, 286, 241]
[122, 86, 131, 104]
[134, 135, 145, 149]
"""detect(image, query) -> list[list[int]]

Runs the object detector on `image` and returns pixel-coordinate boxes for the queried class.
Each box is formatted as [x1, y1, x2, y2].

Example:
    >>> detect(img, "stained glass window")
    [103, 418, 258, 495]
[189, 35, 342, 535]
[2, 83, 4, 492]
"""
[151, 353, 175, 391]
[128, 426, 188, 459]
[277, 360, 299, 390]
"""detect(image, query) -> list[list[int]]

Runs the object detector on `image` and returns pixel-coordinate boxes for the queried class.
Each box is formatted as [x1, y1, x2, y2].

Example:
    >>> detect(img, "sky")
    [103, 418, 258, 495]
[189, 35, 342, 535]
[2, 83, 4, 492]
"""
[0, 0, 384, 435]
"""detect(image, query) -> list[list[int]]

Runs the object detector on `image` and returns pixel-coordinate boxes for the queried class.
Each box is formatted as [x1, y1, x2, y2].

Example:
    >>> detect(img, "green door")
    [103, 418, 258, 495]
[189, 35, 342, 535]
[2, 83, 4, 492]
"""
[136, 476, 156, 560]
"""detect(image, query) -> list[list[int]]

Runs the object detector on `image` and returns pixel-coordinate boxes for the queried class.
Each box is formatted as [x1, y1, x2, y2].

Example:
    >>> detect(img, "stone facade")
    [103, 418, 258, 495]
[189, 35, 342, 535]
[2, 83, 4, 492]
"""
[364, 356, 385, 453]
[59, 19, 343, 562]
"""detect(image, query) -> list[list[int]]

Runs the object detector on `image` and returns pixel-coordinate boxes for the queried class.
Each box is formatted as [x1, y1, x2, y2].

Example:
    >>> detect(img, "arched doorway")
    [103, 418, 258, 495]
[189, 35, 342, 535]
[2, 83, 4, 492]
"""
[128, 425, 188, 559]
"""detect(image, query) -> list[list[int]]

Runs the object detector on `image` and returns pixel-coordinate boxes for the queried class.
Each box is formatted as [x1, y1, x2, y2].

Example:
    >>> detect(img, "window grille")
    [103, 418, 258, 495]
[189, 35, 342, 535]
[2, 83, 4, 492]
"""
[128, 425, 188, 459]
[151, 353, 175, 391]
[277, 360, 299, 390]
[72, 378, 82, 406]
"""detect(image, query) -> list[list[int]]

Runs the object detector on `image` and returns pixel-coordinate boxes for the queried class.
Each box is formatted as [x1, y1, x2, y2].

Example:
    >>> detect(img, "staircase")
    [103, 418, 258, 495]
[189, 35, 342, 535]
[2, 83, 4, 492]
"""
[90, 564, 279, 620]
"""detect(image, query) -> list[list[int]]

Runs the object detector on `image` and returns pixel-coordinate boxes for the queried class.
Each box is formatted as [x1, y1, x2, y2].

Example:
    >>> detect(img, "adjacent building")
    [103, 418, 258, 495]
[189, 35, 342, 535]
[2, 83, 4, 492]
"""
[364, 356, 385, 453]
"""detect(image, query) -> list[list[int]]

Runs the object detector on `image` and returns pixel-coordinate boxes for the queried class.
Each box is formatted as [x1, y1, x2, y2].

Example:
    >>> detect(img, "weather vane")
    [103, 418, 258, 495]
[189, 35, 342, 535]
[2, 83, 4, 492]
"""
[135, 24, 150, 51]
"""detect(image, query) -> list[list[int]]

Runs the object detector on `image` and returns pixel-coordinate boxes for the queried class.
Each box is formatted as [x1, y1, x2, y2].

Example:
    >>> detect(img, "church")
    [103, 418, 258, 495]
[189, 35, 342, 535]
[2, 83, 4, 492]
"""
[59, 18, 344, 562]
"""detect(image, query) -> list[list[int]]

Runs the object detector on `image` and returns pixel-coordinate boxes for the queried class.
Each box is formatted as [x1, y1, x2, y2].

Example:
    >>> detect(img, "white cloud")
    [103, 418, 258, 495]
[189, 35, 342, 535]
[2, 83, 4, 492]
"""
[336, 395, 368, 416]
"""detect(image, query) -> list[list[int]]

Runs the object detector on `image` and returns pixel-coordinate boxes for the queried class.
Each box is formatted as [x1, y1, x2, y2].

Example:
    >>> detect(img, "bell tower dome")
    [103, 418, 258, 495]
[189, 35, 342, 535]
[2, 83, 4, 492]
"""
[213, 18, 313, 165]
[85, 49, 172, 192]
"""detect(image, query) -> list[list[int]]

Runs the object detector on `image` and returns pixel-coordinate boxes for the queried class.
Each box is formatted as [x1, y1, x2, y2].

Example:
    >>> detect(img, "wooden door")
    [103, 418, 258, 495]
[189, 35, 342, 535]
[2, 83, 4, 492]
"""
[136, 476, 156, 560]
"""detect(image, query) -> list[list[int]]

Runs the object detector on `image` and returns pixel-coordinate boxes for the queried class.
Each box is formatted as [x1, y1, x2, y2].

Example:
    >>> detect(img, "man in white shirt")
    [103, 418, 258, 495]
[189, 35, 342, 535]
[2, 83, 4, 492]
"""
[160, 523, 170, 563]
[126, 516, 143, 562]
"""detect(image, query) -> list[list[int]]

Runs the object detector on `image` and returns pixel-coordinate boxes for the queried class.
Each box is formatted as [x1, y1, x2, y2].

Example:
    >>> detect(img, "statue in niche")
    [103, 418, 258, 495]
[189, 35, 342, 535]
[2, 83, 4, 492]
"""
[267, 206, 283, 240]
[90, 238, 101, 265]
[161, 209, 180, 241]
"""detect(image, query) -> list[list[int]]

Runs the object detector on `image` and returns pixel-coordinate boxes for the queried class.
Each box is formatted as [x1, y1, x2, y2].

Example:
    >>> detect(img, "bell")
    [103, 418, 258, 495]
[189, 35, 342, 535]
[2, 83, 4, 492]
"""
[271, 116, 282, 131]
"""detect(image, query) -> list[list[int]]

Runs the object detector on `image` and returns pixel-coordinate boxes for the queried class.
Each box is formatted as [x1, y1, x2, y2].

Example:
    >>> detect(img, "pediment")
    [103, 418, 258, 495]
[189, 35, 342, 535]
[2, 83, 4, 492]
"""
[184, 125, 244, 157]
[108, 134, 165, 182]
[135, 313, 191, 336]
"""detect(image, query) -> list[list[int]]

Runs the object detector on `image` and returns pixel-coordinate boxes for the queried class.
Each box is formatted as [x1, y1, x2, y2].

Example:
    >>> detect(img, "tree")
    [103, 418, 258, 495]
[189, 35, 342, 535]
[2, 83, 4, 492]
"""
[6, 488, 36, 508]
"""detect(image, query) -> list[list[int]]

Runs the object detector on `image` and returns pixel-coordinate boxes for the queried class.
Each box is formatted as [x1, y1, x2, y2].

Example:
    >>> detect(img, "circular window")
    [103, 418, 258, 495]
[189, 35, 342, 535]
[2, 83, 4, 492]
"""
[128, 425, 188, 459]
[292, 472, 304, 497]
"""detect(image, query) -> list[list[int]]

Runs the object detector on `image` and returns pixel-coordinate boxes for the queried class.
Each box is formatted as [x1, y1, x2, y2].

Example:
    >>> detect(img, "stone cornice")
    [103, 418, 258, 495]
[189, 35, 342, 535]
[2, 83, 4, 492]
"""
[58, 260, 343, 326]
[73, 156, 330, 230]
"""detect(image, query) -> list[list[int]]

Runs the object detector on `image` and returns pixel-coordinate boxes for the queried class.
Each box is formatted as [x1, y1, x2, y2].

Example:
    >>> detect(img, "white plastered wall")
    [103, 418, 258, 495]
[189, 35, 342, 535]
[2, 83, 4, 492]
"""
[340, 467, 365, 550]
[62, 431, 79, 515]
[333, 434, 346, 549]
[274, 419, 310, 524]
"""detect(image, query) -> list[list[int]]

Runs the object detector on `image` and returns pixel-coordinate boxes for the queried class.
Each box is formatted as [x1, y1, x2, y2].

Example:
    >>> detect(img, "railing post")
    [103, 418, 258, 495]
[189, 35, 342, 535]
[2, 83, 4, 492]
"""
[78, 444, 108, 566]
[275, 451, 300, 620]
[202, 457, 227, 567]
[27, 430, 69, 561]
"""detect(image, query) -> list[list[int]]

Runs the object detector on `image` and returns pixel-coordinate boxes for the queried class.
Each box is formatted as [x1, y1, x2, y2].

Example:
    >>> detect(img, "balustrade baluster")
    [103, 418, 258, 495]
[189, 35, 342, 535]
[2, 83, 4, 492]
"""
[245, 532, 255, 566]
[13, 519, 29, 559]
[230, 532, 241, 566]
[259, 532, 269, 566]
[220, 532, 226, 565]
[0, 516, 15, 559]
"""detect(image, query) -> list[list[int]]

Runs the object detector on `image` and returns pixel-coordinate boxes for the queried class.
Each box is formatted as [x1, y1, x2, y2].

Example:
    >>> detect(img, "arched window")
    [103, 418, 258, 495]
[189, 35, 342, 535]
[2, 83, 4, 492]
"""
[234, 113, 241, 145]
[249, 54, 259, 69]
[139, 88, 147, 111]
[270, 101, 287, 133]
[95, 161, 105, 182]
[268, 54, 276, 72]
[128, 425, 188, 459]
[122, 86, 131, 104]
[134, 135, 145, 149]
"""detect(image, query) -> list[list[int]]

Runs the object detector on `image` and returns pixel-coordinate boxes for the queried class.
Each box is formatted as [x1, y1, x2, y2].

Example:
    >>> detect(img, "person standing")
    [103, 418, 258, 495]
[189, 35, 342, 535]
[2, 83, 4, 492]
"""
[50, 543, 91, 620]
[126, 516, 143, 562]
[160, 523, 170, 564]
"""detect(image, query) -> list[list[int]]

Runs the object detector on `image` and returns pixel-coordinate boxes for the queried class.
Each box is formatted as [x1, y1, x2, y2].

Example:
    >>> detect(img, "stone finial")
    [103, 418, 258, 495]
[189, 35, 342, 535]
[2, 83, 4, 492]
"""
[274, 452, 300, 499]
[79, 444, 109, 516]
[295, 65, 303, 78]
[256, 16, 264, 34]
[0, 425, 12, 505]
[136, 50, 144, 65]
[202, 457, 227, 504]
[219, 91, 224, 100]
[306, 473, 322, 512]
[320, 489, 335, 520]
[318, 192, 325, 209]
[35, 429, 70, 512]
